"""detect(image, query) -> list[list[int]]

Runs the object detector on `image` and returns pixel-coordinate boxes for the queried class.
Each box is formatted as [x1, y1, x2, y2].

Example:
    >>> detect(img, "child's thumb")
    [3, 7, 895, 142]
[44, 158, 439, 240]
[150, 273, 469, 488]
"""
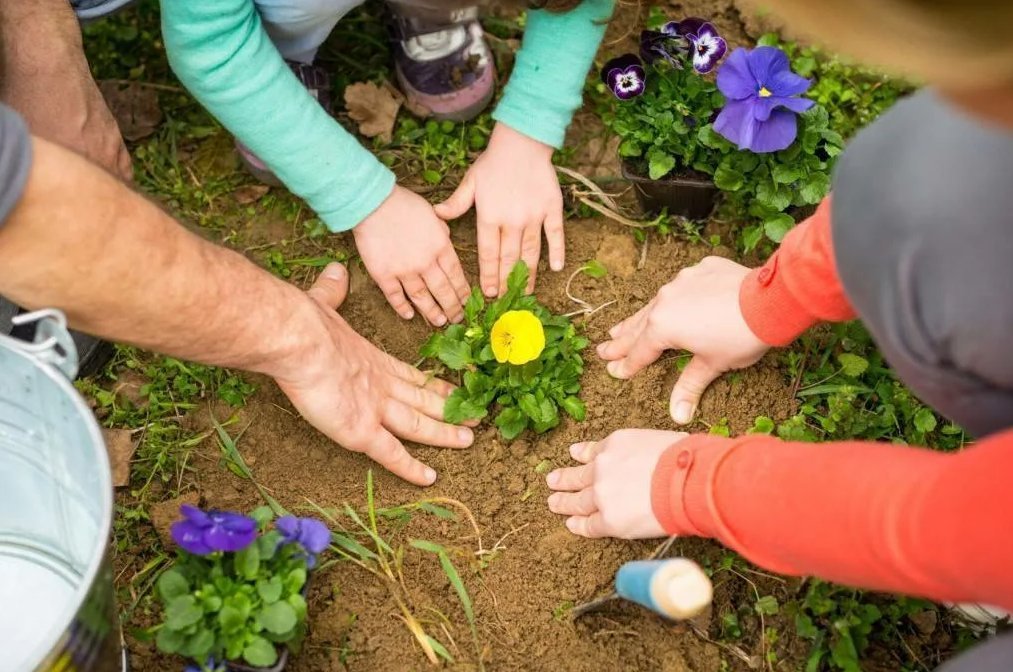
[435, 174, 476, 220]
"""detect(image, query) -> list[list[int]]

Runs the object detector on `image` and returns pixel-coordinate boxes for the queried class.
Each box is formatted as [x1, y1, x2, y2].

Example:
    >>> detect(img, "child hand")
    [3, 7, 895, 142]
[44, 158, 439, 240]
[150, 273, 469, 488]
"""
[435, 123, 564, 297]
[354, 186, 471, 325]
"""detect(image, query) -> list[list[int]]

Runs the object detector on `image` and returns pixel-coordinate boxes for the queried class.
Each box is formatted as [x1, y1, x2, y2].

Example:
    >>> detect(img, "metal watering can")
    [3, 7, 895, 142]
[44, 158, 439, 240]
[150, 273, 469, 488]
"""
[0, 310, 124, 672]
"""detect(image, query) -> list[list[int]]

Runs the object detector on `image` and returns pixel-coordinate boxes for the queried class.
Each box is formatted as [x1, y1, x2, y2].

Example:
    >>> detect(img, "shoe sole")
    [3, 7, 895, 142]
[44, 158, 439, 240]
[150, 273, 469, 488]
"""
[397, 63, 496, 123]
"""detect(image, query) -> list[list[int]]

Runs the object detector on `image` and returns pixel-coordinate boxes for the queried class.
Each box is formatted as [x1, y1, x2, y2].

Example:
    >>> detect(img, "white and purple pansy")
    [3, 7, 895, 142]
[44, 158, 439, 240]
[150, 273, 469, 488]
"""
[683, 21, 727, 73]
[639, 29, 687, 66]
[601, 54, 647, 100]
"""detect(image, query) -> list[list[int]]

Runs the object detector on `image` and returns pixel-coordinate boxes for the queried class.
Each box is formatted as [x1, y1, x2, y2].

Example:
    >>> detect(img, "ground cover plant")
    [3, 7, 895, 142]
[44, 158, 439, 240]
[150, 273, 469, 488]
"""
[421, 261, 588, 439]
[81, 2, 984, 671]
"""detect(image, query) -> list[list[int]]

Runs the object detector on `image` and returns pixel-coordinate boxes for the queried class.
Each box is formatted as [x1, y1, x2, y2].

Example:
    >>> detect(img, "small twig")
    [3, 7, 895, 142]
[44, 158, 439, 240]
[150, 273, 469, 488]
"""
[687, 621, 762, 669]
[556, 166, 620, 210]
[638, 235, 649, 270]
[576, 195, 657, 228]
[563, 266, 618, 319]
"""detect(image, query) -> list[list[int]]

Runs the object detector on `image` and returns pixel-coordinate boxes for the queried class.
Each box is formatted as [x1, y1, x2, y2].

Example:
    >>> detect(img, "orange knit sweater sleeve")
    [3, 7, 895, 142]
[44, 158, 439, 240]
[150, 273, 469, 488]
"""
[739, 198, 856, 346]
[650, 431, 1013, 611]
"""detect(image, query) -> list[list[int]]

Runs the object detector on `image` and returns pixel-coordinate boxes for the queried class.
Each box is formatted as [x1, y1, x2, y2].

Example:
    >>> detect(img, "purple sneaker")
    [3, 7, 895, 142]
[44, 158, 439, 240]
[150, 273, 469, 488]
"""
[386, 5, 495, 122]
[235, 61, 334, 186]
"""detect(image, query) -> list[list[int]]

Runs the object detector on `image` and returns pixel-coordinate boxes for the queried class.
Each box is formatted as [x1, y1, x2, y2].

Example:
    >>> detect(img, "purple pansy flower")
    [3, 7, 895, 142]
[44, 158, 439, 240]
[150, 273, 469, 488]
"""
[601, 54, 646, 100]
[639, 28, 687, 66]
[276, 515, 331, 568]
[713, 46, 815, 153]
[682, 21, 726, 73]
[170, 505, 257, 555]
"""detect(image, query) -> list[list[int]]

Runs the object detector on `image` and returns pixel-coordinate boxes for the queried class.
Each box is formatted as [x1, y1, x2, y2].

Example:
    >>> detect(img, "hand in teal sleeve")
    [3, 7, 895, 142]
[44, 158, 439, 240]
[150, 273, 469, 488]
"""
[437, 0, 615, 295]
[161, 0, 471, 324]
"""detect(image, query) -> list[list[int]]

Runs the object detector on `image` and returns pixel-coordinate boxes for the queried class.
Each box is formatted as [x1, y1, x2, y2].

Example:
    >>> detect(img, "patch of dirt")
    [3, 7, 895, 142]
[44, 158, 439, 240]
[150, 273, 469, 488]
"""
[121, 218, 795, 672]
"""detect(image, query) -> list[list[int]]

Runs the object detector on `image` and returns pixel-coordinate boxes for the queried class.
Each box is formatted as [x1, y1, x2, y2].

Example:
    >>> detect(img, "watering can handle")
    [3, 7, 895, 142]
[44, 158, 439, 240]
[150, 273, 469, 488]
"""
[0, 309, 79, 380]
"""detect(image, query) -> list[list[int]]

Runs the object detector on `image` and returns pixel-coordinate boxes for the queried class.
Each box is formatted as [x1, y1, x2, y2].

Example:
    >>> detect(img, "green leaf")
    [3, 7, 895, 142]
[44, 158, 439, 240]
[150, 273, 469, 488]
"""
[838, 353, 869, 377]
[180, 629, 215, 659]
[157, 569, 189, 601]
[218, 605, 246, 634]
[234, 542, 260, 581]
[426, 635, 455, 663]
[250, 506, 274, 527]
[419, 332, 442, 358]
[495, 407, 528, 440]
[749, 416, 775, 434]
[257, 576, 284, 604]
[243, 636, 279, 668]
[799, 171, 832, 204]
[288, 593, 308, 621]
[443, 389, 487, 423]
[713, 164, 744, 191]
[581, 260, 608, 279]
[756, 180, 792, 211]
[771, 163, 804, 185]
[913, 408, 938, 434]
[755, 595, 780, 615]
[561, 396, 586, 421]
[165, 596, 203, 630]
[506, 261, 529, 294]
[437, 339, 472, 370]
[463, 288, 484, 323]
[155, 626, 186, 654]
[285, 567, 307, 594]
[741, 225, 764, 253]
[648, 153, 676, 180]
[763, 213, 794, 243]
[258, 600, 298, 635]
[518, 394, 542, 422]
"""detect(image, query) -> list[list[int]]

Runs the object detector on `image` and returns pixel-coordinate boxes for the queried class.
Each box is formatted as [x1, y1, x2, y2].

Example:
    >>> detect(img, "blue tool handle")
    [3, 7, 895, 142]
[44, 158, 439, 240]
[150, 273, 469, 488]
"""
[615, 558, 712, 620]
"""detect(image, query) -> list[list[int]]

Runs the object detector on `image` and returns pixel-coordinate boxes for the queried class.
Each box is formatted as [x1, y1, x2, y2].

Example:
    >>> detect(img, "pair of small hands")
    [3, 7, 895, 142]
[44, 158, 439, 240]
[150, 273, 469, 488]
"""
[353, 123, 563, 325]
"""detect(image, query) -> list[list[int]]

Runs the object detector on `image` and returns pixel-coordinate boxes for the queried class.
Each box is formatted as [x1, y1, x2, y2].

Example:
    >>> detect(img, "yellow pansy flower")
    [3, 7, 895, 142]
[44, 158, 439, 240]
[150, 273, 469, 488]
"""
[491, 310, 545, 365]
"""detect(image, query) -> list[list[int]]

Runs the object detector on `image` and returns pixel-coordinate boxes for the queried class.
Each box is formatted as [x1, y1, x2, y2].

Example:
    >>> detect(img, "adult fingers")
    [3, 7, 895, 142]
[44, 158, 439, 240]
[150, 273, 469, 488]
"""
[477, 219, 500, 298]
[439, 248, 472, 305]
[434, 173, 476, 220]
[565, 514, 610, 539]
[390, 377, 454, 422]
[383, 398, 474, 449]
[545, 202, 565, 272]
[548, 489, 597, 516]
[307, 263, 351, 310]
[498, 227, 523, 296]
[361, 428, 438, 486]
[422, 266, 465, 324]
[402, 274, 447, 327]
[607, 302, 652, 340]
[520, 223, 542, 293]
[546, 462, 593, 491]
[669, 356, 723, 425]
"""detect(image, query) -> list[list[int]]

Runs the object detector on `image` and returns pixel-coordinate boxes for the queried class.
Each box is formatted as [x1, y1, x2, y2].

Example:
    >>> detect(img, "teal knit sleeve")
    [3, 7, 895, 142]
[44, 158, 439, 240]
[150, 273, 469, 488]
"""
[160, 0, 395, 232]
[492, 0, 615, 148]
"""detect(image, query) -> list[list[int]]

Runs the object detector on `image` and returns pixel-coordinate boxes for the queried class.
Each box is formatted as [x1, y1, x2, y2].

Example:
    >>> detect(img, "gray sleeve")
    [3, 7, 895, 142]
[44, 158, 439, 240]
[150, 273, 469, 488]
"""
[831, 90, 1013, 436]
[0, 103, 33, 229]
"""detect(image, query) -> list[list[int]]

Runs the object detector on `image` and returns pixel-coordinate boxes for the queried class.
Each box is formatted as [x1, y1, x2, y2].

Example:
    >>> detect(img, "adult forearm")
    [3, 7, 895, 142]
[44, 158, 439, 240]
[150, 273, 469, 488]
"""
[0, 135, 323, 377]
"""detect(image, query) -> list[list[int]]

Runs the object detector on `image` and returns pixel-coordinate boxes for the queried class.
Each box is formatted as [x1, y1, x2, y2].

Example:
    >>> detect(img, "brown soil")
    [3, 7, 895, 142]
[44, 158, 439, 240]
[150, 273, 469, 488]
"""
[124, 217, 796, 672]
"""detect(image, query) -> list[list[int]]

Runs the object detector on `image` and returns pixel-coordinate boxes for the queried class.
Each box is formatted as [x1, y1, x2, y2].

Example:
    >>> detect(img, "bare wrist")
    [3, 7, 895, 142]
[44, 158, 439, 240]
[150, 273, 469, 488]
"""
[490, 122, 555, 159]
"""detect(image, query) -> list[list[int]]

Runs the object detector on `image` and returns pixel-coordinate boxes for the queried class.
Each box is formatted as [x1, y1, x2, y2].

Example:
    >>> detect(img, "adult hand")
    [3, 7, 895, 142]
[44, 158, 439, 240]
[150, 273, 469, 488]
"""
[598, 256, 769, 425]
[546, 429, 686, 539]
[0, 3, 132, 180]
[435, 122, 564, 297]
[354, 185, 471, 326]
[273, 264, 474, 486]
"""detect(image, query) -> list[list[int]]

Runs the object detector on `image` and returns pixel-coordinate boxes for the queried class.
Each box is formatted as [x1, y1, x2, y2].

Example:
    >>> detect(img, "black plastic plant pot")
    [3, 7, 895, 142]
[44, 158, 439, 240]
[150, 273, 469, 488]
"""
[621, 161, 719, 220]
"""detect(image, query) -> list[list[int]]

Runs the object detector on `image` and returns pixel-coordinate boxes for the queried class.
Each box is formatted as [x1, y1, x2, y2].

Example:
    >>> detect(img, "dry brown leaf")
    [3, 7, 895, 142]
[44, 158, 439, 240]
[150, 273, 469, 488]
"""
[344, 81, 402, 142]
[101, 428, 137, 487]
[233, 184, 270, 205]
[150, 492, 200, 549]
[98, 80, 163, 141]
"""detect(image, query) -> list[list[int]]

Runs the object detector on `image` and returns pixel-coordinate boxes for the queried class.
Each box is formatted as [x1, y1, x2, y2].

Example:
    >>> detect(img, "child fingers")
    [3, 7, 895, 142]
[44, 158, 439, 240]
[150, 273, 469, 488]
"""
[478, 221, 500, 298]
[423, 266, 465, 323]
[402, 274, 447, 327]
[548, 489, 597, 516]
[380, 276, 415, 320]
[597, 309, 650, 361]
[521, 224, 541, 293]
[546, 462, 593, 491]
[439, 248, 472, 305]
[383, 399, 474, 449]
[545, 205, 565, 272]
